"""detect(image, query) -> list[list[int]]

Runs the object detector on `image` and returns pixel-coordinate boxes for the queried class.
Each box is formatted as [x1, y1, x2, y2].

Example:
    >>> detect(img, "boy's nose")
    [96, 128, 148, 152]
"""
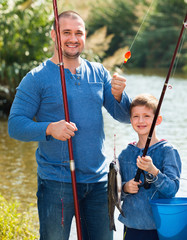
[139, 116, 144, 122]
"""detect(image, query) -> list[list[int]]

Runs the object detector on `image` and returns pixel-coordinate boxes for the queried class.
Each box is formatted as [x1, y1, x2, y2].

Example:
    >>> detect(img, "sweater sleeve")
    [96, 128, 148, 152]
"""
[8, 72, 51, 142]
[153, 148, 182, 198]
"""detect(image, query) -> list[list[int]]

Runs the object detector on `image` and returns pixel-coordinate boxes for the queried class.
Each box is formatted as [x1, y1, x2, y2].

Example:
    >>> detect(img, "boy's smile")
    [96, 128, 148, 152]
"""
[130, 105, 155, 136]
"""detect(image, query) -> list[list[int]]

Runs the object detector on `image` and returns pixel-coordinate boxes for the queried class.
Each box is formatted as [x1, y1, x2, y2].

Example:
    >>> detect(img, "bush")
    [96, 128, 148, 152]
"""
[0, 0, 53, 99]
[0, 195, 38, 240]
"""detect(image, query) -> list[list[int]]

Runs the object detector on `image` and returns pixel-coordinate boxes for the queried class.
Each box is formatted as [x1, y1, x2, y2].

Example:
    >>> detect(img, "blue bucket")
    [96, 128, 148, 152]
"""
[150, 198, 187, 240]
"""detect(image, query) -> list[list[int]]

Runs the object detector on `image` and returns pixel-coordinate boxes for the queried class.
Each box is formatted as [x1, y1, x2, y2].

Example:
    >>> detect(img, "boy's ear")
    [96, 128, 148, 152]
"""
[156, 115, 162, 125]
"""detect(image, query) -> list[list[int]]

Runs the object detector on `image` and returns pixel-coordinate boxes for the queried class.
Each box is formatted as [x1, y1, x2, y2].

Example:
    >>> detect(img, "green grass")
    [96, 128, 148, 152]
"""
[0, 195, 38, 240]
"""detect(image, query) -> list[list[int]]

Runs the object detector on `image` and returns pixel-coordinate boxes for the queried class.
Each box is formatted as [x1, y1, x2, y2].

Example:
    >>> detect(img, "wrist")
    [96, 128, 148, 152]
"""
[149, 166, 159, 177]
[114, 94, 122, 102]
[123, 183, 129, 193]
[46, 123, 52, 136]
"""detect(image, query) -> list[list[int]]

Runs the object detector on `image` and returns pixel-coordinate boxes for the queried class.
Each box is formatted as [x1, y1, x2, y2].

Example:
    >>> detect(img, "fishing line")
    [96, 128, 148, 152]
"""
[171, 28, 187, 79]
[180, 177, 187, 181]
[119, 0, 156, 67]
[129, 0, 156, 51]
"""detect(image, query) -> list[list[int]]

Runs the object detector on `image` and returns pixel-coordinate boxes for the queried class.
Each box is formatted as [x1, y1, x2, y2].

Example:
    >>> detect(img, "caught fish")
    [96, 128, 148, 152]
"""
[108, 158, 125, 231]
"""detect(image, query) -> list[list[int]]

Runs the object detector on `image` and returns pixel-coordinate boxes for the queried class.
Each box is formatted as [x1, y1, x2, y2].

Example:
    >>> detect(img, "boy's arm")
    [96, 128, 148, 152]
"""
[152, 149, 181, 198]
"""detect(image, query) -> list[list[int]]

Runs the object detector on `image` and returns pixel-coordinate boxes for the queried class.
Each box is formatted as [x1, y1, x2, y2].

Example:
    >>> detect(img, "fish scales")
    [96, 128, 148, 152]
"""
[108, 159, 125, 231]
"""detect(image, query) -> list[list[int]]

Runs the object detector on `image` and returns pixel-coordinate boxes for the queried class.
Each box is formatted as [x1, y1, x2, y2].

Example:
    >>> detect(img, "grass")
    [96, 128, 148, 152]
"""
[0, 195, 38, 240]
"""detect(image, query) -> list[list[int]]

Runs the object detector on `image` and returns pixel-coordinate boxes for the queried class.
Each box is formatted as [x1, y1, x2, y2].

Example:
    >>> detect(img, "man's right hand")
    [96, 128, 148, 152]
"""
[46, 120, 78, 141]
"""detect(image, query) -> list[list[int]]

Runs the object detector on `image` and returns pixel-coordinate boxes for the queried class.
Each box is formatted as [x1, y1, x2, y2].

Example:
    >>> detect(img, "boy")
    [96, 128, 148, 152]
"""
[118, 94, 181, 240]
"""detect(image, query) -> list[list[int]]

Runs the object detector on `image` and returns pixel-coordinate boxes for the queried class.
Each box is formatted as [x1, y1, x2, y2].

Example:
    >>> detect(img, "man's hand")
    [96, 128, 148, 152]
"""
[111, 72, 127, 102]
[46, 120, 78, 141]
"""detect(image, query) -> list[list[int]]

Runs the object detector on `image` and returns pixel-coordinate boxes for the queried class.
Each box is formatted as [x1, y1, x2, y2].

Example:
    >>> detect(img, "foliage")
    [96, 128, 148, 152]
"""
[87, 0, 139, 57]
[0, 195, 38, 240]
[131, 0, 187, 70]
[0, 0, 53, 97]
[87, 0, 187, 72]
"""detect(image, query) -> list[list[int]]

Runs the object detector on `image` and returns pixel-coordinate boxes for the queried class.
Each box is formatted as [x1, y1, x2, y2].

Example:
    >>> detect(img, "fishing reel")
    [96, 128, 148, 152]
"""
[135, 169, 158, 190]
[139, 172, 156, 189]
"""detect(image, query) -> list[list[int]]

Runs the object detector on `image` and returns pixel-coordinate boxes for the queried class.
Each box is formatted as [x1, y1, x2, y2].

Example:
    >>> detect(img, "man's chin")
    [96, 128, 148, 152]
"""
[63, 52, 81, 59]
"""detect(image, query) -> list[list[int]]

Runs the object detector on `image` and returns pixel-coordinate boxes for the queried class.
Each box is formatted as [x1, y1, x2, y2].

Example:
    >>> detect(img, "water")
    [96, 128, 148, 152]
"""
[0, 73, 187, 239]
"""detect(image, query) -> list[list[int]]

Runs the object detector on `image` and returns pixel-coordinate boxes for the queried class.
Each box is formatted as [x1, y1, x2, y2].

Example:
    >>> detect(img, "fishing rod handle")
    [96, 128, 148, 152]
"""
[134, 168, 142, 182]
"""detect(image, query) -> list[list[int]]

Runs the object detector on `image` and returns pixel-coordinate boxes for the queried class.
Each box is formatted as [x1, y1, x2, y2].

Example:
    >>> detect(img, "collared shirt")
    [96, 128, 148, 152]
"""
[8, 58, 131, 183]
[118, 140, 181, 230]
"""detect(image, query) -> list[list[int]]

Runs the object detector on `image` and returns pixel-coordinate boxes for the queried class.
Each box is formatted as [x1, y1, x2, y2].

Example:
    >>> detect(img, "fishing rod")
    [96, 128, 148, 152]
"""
[52, 1, 82, 239]
[134, 13, 187, 189]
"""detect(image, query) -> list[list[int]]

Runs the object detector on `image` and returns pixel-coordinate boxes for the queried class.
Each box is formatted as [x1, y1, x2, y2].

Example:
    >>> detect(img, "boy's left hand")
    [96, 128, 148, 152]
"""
[137, 156, 159, 176]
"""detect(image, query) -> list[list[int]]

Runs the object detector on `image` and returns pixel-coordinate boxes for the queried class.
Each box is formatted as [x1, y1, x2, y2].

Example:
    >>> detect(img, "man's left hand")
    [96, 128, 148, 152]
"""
[111, 72, 127, 102]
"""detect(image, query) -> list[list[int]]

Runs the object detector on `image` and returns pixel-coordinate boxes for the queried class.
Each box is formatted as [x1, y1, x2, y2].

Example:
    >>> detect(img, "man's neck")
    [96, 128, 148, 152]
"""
[50, 54, 81, 74]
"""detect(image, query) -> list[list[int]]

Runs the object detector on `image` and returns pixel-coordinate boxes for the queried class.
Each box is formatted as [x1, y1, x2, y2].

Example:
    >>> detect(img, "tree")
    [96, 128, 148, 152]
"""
[132, 0, 187, 70]
[87, 0, 138, 58]
[0, 0, 53, 99]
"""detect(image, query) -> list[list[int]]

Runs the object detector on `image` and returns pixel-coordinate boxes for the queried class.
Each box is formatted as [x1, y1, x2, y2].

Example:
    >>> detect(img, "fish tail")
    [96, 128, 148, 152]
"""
[110, 223, 116, 231]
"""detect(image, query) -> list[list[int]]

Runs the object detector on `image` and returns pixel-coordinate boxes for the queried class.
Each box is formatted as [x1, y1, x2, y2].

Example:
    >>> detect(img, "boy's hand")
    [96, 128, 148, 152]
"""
[123, 179, 142, 194]
[137, 156, 159, 176]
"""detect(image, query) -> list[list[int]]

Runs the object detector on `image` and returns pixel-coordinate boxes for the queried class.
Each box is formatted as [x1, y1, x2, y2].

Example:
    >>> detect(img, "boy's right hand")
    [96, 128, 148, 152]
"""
[123, 179, 142, 194]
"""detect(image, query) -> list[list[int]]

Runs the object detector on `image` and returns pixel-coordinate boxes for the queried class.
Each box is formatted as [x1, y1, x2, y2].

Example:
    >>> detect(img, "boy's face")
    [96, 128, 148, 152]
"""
[130, 105, 155, 136]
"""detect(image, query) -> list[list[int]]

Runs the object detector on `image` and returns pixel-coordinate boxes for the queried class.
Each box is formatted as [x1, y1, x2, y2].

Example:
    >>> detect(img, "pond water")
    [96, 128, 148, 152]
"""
[0, 72, 187, 239]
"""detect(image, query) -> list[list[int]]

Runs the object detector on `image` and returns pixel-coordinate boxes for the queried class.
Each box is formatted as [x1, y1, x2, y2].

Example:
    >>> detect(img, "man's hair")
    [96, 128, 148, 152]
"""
[53, 10, 84, 31]
[130, 93, 158, 116]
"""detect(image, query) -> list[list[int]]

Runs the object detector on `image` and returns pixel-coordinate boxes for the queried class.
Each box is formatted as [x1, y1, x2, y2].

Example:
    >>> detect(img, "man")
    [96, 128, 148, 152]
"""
[8, 11, 131, 240]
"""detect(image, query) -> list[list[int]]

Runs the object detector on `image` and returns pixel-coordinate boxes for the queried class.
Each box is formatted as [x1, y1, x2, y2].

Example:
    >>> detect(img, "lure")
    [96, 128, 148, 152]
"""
[124, 51, 131, 63]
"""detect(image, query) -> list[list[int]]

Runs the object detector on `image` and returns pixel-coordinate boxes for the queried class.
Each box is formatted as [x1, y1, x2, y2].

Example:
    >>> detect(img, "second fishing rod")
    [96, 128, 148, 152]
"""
[134, 13, 187, 189]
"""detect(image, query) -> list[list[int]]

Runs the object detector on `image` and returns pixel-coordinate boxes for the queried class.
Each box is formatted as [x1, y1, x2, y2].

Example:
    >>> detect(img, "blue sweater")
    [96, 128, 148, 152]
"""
[118, 140, 181, 230]
[8, 58, 131, 183]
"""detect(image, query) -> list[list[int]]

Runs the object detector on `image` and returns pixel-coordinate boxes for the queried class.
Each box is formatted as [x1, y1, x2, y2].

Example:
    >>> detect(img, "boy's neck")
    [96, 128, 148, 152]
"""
[137, 134, 160, 149]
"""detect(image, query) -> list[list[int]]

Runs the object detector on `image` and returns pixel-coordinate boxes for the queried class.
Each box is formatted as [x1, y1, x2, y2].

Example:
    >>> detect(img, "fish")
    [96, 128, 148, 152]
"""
[108, 158, 125, 231]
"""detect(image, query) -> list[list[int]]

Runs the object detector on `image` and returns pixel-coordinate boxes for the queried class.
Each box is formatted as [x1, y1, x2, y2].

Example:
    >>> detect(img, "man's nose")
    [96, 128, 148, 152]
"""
[69, 33, 78, 41]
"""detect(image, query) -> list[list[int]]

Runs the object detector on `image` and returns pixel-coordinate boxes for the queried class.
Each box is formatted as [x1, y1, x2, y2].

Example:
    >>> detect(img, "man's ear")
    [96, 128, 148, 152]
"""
[51, 29, 56, 42]
[156, 115, 162, 125]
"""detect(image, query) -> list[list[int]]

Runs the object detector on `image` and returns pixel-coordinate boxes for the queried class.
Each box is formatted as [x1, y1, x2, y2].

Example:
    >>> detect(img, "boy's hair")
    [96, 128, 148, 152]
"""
[53, 10, 84, 31]
[130, 94, 158, 116]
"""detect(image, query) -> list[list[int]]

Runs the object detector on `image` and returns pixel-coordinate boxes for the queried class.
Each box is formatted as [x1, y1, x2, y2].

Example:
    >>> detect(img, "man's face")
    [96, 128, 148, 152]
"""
[57, 16, 86, 59]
